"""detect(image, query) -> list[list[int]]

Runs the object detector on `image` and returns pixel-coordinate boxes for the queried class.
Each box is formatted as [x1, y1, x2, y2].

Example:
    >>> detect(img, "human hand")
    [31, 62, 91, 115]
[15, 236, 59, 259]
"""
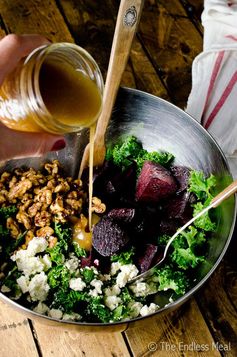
[0, 34, 66, 161]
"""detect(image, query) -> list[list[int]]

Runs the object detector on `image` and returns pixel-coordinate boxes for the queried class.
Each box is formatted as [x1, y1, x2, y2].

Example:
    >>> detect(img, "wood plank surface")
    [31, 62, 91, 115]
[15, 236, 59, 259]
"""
[32, 321, 130, 357]
[125, 299, 221, 357]
[0, 301, 38, 357]
[0, 0, 73, 42]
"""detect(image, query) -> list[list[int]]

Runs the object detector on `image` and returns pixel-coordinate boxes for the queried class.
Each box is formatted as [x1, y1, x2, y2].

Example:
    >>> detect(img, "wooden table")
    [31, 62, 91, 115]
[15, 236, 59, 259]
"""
[0, 1, 236, 356]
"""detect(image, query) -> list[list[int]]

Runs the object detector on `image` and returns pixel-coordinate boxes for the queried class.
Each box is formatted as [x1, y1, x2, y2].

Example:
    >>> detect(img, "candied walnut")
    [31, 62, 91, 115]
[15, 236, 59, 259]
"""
[72, 178, 83, 188]
[25, 230, 34, 246]
[36, 226, 54, 237]
[66, 197, 83, 211]
[28, 202, 42, 217]
[22, 193, 33, 203]
[0, 171, 11, 183]
[0, 190, 7, 204]
[44, 160, 60, 175]
[8, 178, 32, 200]
[54, 179, 70, 193]
[48, 236, 58, 248]
[91, 197, 106, 214]
[35, 188, 53, 205]
[6, 217, 20, 238]
[50, 196, 64, 214]
[35, 211, 51, 227]
[9, 176, 17, 188]
[16, 211, 32, 230]
[23, 168, 46, 186]
[47, 179, 57, 190]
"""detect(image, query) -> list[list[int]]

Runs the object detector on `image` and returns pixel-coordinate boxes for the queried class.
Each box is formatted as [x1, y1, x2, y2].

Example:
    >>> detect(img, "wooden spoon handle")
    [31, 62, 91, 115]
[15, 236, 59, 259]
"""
[95, 0, 144, 141]
[211, 178, 237, 208]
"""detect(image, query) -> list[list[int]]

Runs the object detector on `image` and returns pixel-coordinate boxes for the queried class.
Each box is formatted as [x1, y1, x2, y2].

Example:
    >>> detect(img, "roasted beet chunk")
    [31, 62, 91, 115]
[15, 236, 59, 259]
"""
[108, 208, 135, 224]
[159, 219, 180, 236]
[92, 217, 129, 256]
[136, 161, 177, 203]
[136, 244, 158, 273]
[163, 191, 192, 220]
[171, 166, 190, 193]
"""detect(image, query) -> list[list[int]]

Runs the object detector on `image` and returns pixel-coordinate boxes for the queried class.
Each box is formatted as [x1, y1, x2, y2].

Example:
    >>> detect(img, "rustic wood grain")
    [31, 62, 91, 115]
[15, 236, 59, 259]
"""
[196, 235, 237, 357]
[0, 301, 38, 357]
[125, 299, 221, 357]
[138, 0, 203, 108]
[32, 321, 130, 357]
[0, 0, 73, 42]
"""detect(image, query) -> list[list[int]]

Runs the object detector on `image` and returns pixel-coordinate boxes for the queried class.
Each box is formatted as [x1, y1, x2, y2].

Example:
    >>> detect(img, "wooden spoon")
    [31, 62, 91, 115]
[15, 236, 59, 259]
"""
[79, 0, 144, 178]
[129, 178, 237, 283]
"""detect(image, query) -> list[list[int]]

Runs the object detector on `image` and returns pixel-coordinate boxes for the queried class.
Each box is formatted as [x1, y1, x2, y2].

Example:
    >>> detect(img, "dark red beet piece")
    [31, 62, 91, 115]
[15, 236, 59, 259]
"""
[137, 244, 158, 273]
[136, 161, 177, 203]
[163, 191, 191, 220]
[171, 166, 190, 193]
[108, 208, 135, 223]
[92, 217, 130, 256]
[159, 219, 180, 236]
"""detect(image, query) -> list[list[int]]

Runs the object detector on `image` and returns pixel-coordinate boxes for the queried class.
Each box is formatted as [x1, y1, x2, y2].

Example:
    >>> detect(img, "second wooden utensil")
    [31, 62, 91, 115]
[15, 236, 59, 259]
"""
[79, 0, 144, 178]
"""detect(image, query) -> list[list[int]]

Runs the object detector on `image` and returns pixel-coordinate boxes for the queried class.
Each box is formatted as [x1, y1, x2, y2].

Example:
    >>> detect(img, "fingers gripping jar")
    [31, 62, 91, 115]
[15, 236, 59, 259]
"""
[0, 43, 104, 134]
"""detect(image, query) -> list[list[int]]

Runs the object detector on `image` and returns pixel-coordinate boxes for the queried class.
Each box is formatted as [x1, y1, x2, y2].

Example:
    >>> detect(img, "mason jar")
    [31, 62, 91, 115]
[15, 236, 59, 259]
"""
[0, 43, 104, 134]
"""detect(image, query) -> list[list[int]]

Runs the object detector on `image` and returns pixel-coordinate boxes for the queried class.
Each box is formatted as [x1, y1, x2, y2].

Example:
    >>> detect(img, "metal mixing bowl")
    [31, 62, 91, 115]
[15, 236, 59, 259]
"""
[0, 87, 236, 332]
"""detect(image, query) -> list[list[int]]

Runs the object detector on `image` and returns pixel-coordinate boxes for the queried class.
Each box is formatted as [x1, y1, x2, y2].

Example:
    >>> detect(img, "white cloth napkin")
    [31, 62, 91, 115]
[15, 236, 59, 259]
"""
[186, 0, 237, 178]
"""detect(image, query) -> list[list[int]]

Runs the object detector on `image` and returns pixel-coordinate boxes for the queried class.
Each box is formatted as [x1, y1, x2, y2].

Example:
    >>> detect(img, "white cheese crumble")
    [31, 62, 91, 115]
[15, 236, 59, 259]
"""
[33, 302, 49, 315]
[48, 308, 63, 319]
[128, 301, 143, 318]
[140, 303, 158, 317]
[27, 237, 48, 256]
[116, 264, 139, 288]
[90, 279, 103, 294]
[104, 295, 122, 311]
[28, 272, 50, 302]
[62, 312, 82, 321]
[69, 277, 86, 291]
[65, 253, 79, 272]
[17, 275, 30, 294]
[110, 262, 122, 276]
[104, 285, 121, 297]
[1, 284, 11, 293]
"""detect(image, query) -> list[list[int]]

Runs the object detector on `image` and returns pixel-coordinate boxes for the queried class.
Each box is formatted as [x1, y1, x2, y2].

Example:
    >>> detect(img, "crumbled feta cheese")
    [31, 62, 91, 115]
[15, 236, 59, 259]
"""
[14, 255, 45, 276]
[104, 295, 122, 311]
[128, 301, 143, 318]
[28, 272, 50, 302]
[140, 303, 158, 317]
[62, 312, 82, 321]
[129, 281, 156, 297]
[40, 254, 52, 271]
[1, 284, 11, 293]
[65, 254, 79, 272]
[69, 277, 86, 291]
[33, 302, 49, 314]
[110, 262, 122, 276]
[90, 279, 103, 294]
[104, 285, 121, 297]
[116, 264, 138, 288]
[100, 274, 111, 282]
[27, 237, 48, 256]
[17, 275, 30, 294]
[48, 308, 63, 319]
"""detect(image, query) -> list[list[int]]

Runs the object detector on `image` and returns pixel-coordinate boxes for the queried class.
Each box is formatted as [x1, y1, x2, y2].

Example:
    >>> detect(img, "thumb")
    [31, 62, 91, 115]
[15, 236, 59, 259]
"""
[0, 123, 66, 161]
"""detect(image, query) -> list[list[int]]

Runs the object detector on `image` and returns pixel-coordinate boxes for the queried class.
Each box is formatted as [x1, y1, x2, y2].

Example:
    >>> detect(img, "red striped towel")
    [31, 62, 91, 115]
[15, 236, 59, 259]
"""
[186, 0, 237, 177]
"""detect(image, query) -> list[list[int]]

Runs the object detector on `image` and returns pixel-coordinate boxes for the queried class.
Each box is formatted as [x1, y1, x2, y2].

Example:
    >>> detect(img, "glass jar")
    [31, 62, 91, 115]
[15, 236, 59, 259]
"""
[0, 43, 104, 134]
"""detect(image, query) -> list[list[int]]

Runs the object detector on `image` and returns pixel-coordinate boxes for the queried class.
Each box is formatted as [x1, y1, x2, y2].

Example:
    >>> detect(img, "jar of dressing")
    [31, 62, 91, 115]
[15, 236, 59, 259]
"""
[0, 43, 104, 134]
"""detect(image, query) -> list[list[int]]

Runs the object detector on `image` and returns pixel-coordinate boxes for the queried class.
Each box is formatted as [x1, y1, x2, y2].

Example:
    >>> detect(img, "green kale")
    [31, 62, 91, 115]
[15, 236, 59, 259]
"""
[136, 151, 174, 173]
[0, 205, 17, 219]
[171, 247, 205, 270]
[105, 136, 143, 170]
[47, 222, 72, 265]
[87, 296, 111, 323]
[188, 171, 216, 202]
[111, 247, 135, 265]
[112, 305, 130, 322]
[154, 265, 188, 296]
[192, 202, 216, 232]
[52, 289, 87, 313]
[2, 266, 21, 297]
[81, 267, 95, 283]
[48, 265, 70, 289]
[120, 287, 134, 303]
[73, 242, 87, 258]
[106, 135, 174, 174]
